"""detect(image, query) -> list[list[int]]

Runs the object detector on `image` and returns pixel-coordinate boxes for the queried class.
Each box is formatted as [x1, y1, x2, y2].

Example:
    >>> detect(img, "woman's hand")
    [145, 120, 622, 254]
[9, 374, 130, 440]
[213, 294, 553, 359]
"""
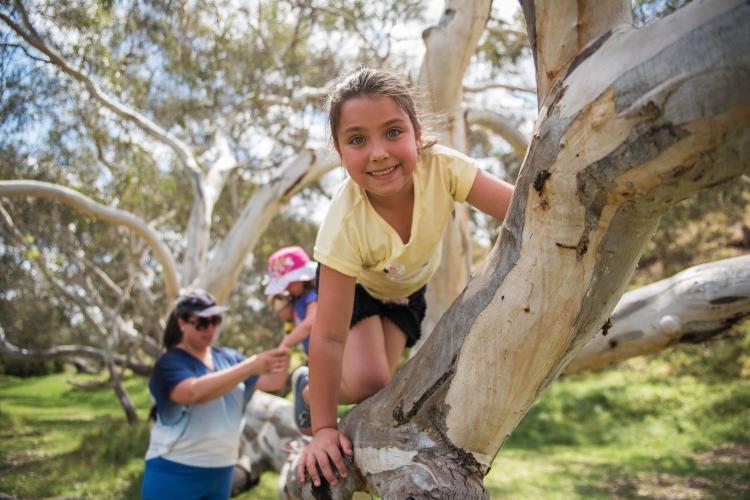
[255, 346, 289, 374]
[298, 427, 353, 487]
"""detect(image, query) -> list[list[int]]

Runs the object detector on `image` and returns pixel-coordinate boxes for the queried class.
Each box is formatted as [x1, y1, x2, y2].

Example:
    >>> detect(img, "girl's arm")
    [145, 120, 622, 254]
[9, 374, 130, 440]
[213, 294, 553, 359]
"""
[170, 347, 288, 404]
[308, 265, 355, 432]
[300, 264, 355, 486]
[466, 169, 514, 221]
[279, 302, 317, 349]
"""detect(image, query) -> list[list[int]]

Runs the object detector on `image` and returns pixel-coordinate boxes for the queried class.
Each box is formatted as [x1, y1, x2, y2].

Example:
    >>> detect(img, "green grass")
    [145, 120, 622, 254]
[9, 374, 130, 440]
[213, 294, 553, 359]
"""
[487, 365, 750, 499]
[1, 358, 749, 499]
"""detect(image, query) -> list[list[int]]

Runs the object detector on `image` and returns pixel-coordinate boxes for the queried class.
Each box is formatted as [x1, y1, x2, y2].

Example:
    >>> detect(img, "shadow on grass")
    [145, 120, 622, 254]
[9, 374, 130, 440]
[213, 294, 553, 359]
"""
[0, 414, 149, 499]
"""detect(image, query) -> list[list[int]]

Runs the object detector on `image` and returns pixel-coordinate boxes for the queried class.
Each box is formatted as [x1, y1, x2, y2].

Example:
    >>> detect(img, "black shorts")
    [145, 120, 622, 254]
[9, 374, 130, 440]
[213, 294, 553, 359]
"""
[315, 265, 427, 348]
[350, 284, 427, 348]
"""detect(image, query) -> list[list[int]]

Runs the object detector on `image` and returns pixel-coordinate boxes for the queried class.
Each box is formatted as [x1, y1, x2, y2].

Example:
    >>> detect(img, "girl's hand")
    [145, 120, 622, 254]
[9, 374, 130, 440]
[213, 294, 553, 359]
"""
[298, 427, 353, 487]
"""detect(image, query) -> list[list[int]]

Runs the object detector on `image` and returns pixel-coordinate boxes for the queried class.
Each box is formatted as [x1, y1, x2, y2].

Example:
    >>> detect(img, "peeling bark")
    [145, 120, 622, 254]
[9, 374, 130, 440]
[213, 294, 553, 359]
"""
[282, 1, 750, 497]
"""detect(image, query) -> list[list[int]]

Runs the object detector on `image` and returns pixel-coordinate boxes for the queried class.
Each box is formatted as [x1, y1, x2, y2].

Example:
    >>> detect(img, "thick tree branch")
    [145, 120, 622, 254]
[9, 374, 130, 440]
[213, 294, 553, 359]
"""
[521, 0, 632, 106]
[565, 254, 750, 374]
[0, 180, 180, 300]
[0, 325, 152, 376]
[465, 108, 529, 158]
[200, 148, 340, 302]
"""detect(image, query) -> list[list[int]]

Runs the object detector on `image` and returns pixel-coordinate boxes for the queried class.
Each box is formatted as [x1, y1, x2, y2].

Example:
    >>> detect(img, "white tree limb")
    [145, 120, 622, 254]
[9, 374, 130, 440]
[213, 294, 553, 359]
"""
[565, 254, 750, 374]
[200, 148, 340, 302]
[0, 180, 180, 300]
[464, 82, 536, 95]
[418, 0, 493, 335]
[465, 107, 529, 158]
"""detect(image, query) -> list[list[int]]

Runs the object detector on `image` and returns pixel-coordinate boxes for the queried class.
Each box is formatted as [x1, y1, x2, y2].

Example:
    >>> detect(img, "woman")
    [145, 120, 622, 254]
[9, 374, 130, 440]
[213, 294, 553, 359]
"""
[142, 289, 289, 500]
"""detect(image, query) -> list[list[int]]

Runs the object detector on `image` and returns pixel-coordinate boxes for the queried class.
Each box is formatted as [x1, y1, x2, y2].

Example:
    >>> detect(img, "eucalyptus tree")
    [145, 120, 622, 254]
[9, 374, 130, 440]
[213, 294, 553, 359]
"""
[279, 0, 750, 497]
[0, 0, 426, 414]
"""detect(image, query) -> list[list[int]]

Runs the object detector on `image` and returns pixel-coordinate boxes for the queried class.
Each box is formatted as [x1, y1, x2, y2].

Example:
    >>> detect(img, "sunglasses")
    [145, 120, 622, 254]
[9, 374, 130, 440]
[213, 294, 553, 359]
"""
[186, 315, 222, 331]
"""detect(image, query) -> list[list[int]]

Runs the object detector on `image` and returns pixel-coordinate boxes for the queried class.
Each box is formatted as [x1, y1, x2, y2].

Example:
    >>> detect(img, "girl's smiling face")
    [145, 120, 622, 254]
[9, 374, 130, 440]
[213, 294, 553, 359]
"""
[335, 95, 421, 204]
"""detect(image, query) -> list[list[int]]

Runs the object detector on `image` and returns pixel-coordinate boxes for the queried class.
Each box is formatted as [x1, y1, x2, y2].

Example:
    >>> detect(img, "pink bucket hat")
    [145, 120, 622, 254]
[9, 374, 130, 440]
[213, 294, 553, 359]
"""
[264, 246, 317, 295]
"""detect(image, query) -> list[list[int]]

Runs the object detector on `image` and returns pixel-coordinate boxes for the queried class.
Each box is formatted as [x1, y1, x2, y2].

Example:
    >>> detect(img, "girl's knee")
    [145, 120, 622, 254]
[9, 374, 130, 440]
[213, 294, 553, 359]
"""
[357, 371, 391, 399]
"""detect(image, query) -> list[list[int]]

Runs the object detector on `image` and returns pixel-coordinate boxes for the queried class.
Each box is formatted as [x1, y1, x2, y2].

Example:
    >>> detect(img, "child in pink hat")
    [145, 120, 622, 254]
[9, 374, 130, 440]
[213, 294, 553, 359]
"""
[265, 246, 318, 433]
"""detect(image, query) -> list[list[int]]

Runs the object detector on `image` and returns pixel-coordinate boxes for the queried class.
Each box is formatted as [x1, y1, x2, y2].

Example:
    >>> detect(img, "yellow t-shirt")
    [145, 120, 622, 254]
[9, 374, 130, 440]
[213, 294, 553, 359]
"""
[314, 144, 479, 301]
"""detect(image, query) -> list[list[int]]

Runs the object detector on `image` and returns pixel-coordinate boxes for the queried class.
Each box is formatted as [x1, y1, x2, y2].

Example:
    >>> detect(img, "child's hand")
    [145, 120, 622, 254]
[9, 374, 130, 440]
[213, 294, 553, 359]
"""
[298, 427, 353, 487]
[257, 346, 289, 374]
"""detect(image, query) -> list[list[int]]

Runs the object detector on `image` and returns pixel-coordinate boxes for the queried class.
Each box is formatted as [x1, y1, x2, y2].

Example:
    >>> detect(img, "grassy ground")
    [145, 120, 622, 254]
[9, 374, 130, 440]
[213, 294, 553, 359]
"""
[1, 354, 749, 499]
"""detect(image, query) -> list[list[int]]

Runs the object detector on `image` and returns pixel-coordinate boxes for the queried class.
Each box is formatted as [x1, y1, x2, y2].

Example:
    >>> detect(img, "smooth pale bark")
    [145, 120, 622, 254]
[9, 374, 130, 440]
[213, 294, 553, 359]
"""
[466, 108, 530, 159]
[418, 0, 492, 335]
[565, 254, 750, 375]
[284, 1, 750, 497]
[0, 180, 181, 300]
[231, 391, 304, 496]
[200, 148, 339, 303]
[521, 0, 633, 107]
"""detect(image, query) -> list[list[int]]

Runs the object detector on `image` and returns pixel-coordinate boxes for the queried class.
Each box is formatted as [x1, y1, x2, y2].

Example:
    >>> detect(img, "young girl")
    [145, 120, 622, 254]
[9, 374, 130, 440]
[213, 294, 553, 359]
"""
[265, 246, 318, 357]
[298, 68, 514, 487]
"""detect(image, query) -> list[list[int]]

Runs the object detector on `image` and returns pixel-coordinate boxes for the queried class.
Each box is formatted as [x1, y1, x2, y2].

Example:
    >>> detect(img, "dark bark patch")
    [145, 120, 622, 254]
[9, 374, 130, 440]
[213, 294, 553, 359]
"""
[601, 317, 613, 336]
[533, 169, 552, 193]
[576, 122, 688, 259]
[395, 357, 456, 425]
[710, 295, 747, 305]
[565, 30, 613, 80]
[438, 9, 456, 28]
[576, 234, 589, 259]
[612, 298, 650, 320]
[609, 339, 618, 349]
[311, 480, 332, 499]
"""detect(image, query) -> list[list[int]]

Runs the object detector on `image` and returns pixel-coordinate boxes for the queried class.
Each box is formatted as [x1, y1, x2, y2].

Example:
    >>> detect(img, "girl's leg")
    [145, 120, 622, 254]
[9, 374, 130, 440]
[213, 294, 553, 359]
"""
[338, 315, 395, 404]
[382, 318, 407, 374]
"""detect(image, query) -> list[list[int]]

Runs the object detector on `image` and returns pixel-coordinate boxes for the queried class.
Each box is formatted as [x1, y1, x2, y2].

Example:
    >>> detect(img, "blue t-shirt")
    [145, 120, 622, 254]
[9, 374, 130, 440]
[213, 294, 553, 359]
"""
[145, 347, 258, 467]
[292, 289, 317, 354]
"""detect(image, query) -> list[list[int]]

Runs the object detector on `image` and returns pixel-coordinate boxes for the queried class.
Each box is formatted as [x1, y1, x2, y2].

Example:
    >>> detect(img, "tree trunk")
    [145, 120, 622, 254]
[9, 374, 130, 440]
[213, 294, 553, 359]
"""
[417, 0, 492, 335]
[233, 257, 748, 495]
[282, 0, 750, 497]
